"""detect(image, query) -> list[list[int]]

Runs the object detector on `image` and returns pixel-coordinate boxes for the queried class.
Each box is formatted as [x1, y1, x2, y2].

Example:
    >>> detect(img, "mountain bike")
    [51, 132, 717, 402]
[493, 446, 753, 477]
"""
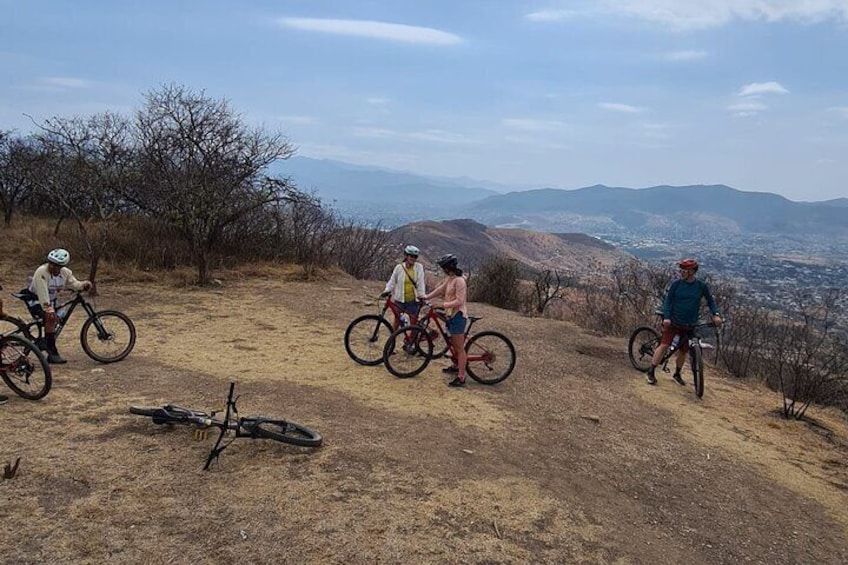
[130, 382, 323, 470]
[1, 287, 136, 363]
[344, 296, 448, 366]
[382, 303, 516, 384]
[0, 284, 52, 400]
[628, 314, 719, 398]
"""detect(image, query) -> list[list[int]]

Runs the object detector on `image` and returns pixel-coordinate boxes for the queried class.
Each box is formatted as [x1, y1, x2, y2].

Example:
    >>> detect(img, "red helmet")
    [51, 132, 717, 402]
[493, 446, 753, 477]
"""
[678, 258, 699, 271]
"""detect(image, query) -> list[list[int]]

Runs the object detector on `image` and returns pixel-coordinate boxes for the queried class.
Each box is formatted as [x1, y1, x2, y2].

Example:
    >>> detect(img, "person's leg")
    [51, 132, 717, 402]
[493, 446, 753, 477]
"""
[448, 334, 466, 386]
[671, 338, 689, 385]
[43, 310, 66, 364]
[647, 328, 674, 385]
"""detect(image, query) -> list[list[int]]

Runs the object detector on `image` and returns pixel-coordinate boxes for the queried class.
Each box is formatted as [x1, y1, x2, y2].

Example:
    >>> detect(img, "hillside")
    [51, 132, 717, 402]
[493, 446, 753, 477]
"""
[390, 218, 628, 273]
[1, 268, 847, 563]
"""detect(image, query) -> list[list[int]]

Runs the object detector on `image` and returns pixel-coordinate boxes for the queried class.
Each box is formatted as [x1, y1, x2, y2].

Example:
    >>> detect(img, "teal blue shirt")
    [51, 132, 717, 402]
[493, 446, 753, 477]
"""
[662, 278, 720, 326]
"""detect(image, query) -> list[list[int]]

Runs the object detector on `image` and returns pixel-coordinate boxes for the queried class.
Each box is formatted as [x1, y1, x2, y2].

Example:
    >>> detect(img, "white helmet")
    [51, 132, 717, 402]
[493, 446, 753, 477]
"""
[404, 245, 420, 257]
[47, 248, 70, 266]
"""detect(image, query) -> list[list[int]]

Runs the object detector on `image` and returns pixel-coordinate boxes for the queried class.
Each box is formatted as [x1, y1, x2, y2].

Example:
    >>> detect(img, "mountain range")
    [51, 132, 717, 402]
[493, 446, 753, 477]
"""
[278, 156, 848, 259]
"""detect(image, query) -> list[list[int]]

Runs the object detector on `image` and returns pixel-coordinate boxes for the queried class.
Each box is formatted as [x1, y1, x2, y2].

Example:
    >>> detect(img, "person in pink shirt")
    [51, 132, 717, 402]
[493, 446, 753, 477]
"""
[424, 254, 468, 387]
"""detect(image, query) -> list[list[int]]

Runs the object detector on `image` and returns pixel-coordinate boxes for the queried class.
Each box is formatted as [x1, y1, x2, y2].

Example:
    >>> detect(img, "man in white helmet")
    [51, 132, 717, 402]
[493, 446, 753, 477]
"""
[380, 244, 427, 330]
[26, 248, 92, 364]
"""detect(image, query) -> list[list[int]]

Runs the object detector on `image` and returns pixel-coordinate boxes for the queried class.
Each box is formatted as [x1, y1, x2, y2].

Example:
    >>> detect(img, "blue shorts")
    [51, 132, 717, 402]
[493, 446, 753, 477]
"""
[445, 312, 467, 336]
[397, 300, 420, 317]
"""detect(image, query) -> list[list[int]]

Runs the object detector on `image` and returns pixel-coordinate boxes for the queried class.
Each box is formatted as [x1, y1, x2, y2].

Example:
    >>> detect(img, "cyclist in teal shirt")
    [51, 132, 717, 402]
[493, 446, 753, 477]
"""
[647, 258, 722, 386]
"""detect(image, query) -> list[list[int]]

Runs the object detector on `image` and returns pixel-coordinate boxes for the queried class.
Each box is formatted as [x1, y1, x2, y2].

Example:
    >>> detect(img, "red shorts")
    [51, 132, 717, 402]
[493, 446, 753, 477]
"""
[660, 325, 692, 353]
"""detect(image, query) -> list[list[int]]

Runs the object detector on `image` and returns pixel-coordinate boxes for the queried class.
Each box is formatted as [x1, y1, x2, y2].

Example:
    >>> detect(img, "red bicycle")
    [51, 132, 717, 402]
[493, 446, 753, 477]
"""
[344, 296, 448, 366]
[381, 303, 516, 384]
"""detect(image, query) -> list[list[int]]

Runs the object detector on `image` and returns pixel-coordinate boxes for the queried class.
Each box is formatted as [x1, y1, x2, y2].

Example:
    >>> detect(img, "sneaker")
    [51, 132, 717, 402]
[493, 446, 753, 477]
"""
[442, 365, 458, 374]
[646, 367, 657, 385]
[47, 353, 67, 365]
[672, 371, 686, 386]
[0, 394, 7, 405]
[447, 376, 465, 387]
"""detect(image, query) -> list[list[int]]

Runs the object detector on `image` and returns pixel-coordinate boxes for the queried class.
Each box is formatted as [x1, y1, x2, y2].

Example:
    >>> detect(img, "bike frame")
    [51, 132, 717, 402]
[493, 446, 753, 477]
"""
[10, 291, 101, 342]
[656, 321, 716, 372]
[411, 304, 486, 363]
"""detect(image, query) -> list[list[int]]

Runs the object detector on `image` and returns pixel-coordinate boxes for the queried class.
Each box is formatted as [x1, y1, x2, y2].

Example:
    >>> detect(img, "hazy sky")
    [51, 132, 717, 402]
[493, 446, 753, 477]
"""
[2, 0, 848, 201]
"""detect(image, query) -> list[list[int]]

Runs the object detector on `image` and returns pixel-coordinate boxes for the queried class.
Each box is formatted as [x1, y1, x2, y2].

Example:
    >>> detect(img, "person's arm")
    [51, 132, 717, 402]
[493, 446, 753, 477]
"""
[661, 281, 675, 326]
[442, 277, 467, 310]
[414, 263, 426, 299]
[31, 266, 52, 308]
[381, 265, 401, 296]
[63, 268, 91, 292]
[703, 283, 722, 325]
[424, 280, 446, 300]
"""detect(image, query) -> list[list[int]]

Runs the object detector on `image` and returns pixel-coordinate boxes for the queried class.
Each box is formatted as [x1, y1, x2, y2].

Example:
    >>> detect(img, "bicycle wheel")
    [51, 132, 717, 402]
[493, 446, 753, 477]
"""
[241, 417, 323, 448]
[344, 314, 393, 366]
[628, 327, 660, 372]
[0, 315, 29, 338]
[80, 310, 136, 363]
[383, 325, 433, 378]
[691, 345, 704, 398]
[0, 334, 52, 400]
[465, 331, 516, 385]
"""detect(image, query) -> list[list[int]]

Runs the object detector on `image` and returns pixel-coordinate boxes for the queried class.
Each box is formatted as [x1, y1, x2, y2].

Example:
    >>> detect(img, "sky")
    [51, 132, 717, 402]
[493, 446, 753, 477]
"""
[2, 0, 848, 202]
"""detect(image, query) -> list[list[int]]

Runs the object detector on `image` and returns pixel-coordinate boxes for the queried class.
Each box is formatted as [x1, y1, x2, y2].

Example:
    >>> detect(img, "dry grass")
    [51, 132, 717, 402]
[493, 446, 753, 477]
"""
[1, 235, 847, 563]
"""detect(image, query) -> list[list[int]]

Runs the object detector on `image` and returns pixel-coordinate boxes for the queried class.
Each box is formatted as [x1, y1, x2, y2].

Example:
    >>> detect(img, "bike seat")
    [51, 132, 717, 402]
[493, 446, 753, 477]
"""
[11, 289, 37, 302]
[469, 316, 483, 323]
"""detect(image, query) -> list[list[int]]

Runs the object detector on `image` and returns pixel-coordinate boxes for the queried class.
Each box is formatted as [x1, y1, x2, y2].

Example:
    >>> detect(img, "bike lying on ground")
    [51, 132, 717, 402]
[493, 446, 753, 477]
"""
[0, 286, 52, 400]
[628, 312, 720, 398]
[382, 303, 516, 384]
[0, 287, 136, 363]
[344, 295, 448, 366]
[130, 382, 323, 470]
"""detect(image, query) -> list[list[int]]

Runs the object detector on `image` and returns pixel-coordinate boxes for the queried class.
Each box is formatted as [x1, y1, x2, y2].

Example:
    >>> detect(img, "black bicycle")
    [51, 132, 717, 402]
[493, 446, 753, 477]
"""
[628, 314, 719, 398]
[130, 382, 323, 470]
[0, 287, 136, 363]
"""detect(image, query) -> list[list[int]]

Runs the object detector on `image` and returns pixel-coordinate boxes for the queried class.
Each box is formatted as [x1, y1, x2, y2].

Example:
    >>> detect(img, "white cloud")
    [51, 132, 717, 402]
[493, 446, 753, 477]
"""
[664, 50, 708, 61]
[524, 9, 578, 22]
[276, 18, 462, 45]
[526, 1, 848, 31]
[728, 100, 768, 117]
[366, 97, 391, 106]
[351, 126, 477, 144]
[40, 77, 92, 89]
[501, 118, 564, 131]
[828, 106, 848, 118]
[599, 102, 644, 113]
[738, 81, 789, 97]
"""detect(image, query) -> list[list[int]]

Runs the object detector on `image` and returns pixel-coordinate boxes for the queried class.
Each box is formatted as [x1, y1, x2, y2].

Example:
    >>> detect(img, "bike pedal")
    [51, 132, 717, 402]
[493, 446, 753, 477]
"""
[193, 429, 208, 441]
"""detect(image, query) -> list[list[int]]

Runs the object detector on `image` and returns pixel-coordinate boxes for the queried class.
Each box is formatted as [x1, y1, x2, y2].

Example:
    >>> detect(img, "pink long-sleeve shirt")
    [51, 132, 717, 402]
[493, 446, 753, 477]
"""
[425, 274, 468, 317]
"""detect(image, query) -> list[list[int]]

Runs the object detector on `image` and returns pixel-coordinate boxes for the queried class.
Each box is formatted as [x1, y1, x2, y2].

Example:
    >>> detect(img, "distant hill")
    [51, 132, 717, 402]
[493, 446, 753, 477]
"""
[274, 156, 501, 205]
[389, 219, 628, 274]
[469, 184, 848, 236]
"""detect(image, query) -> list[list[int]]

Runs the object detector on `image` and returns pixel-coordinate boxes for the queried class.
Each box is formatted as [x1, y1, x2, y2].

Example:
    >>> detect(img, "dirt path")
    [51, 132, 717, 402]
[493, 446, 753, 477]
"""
[1, 273, 847, 564]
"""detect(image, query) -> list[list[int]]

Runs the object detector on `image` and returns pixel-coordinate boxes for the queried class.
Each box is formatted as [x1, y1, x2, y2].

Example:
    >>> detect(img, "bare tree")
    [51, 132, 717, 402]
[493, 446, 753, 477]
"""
[531, 268, 575, 315]
[133, 84, 298, 284]
[331, 218, 394, 280]
[0, 131, 41, 226]
[29, 112, 136, 282]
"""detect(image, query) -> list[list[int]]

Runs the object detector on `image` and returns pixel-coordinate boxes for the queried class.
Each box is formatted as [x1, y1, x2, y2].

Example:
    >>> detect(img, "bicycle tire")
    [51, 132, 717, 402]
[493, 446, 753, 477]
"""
[80, 310, 136, 363]
[691, 344, 704, 399]
[241, 417, 323, 448]
[383, 325, 433, 378]
[0, 315, 30, 339]
[344, 314, 393, 366]
[418, 318, 450, 359]
[628, 327, 660, 372]
[0, 334, 52, 400]
[465, 331, 516, 385]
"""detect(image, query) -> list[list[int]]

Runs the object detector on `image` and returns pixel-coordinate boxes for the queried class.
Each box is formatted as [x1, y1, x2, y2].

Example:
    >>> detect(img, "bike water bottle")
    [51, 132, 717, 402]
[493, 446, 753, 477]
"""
[671, 334, 680, 349]
[400, 313, 410, 326]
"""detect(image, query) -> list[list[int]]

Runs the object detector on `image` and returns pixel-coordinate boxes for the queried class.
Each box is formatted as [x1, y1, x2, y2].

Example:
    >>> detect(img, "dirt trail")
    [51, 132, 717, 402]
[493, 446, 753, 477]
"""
[1, 273, 847, 564]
